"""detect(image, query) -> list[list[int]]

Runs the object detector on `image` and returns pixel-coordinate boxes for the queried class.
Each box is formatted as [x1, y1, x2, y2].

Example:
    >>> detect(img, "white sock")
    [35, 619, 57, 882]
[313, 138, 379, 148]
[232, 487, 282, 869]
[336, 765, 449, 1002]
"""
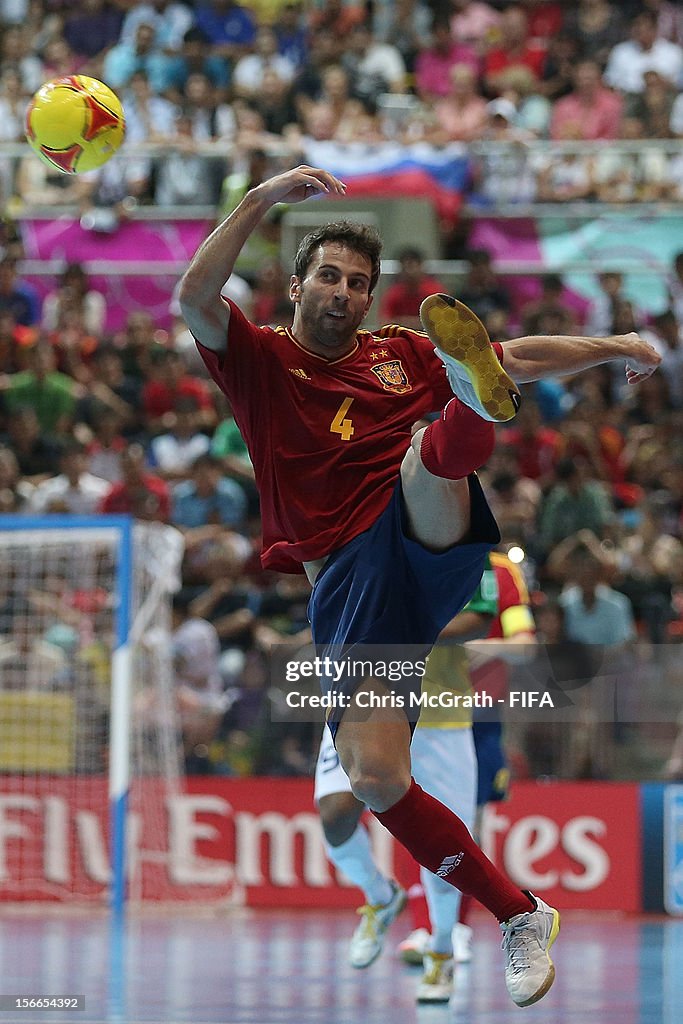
[423, 866, 460, 956]
[326, 824, 394, 907]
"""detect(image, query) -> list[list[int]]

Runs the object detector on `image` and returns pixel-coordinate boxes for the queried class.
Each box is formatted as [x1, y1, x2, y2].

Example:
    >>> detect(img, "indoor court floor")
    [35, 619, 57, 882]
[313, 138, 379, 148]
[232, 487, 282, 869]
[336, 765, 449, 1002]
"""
[0, 908, 680, 1024]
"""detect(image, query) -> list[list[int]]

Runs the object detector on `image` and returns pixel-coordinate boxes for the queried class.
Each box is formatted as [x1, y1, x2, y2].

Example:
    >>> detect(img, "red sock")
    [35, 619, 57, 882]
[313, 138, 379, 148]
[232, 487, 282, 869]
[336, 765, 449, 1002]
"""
[374, 780, 532, 923]
[419, 399, 495, 480]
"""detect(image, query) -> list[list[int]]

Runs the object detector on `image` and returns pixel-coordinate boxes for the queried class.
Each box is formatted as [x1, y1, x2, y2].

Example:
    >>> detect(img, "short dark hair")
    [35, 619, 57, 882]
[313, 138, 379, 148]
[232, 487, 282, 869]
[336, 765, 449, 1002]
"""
[294, 221, 382, 294]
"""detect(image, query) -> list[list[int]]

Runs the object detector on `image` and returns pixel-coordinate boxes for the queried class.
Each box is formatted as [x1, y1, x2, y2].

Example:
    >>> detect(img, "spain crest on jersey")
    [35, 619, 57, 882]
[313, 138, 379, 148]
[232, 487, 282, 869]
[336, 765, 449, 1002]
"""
[371, 359, 412, 394]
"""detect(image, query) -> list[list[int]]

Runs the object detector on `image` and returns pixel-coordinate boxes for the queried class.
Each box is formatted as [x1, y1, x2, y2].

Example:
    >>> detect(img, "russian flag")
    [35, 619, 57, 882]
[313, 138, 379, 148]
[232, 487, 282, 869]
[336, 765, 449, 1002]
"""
[301, 140, 471, 225]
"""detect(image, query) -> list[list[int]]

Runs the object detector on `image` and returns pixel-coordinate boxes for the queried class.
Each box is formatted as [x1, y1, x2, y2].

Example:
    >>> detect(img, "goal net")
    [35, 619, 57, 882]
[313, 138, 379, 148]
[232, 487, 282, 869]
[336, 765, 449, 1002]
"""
[0, 516, 184, 905]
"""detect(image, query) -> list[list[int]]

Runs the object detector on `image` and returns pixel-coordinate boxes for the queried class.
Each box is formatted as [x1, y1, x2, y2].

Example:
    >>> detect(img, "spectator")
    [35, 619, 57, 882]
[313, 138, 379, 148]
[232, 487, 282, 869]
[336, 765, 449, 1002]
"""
[604, 10, 683, 95]
[291, 28, 337, 106]
[496, 64, 552, 138]
[484, 5, 547, 97]
[0, 25, 43, 94]
[536, 126, 595, 201]
[172, 590, 225, 769]
[341, 22, 407, 105]
[554, 539, 636, 648]
[40, 36, 84, 80]
[120, 69, 178, 144]
[252, 67, 299, 138]
[473, 99, 537, 206]
[629, 68, 676, 138]
[1, 405, 62, 481]
[379, 248, 446, 330]
[41, 263, 106, 338]
[99, 442, 171, 522]
[153, 113, 221, 207]
[501, 400, 564, 484]
[641, 0, 683, 47]
[594, 116, 670, 202]
[150, 396, 211, 479]
[3, 342, 78, 435]
[0, 597, 67, 690]
[141, 347, 215, 434]
[165, 26, 231, 100]
[309, 0, 366, 43]
[171, 452, 248, 530]
[84, 404, 128, 483]
[120, 0, 195, 56]
[28, 439, 110, 515]
[449, 0, 501, 54]
[103, 21, 175, 95]
[651, 310, 683, 407]
[520, 0, 564, 43]
[371, 0, 431, 73]
[550, 60, 623, 141]
[415, 16, 479, 102]
[457, 249, 511, 323]
[428, 63, 488, 143]
[233, 26, 296, 98]
[210, 398, 255, 485]
[539, 31, 580, 100]
[563, 0, 624, 70]
[274, 3, 309, 70]
[538, 458, 615, 551]
[521, 273, 576, 335]
[668, 251, 683, 327]
[180, 71, 236, 141]
[63, 0, 125, 62]
[585, 271, 630, 336]
[75, 343, 142, 434]
[0, 445, 33, 512]
[0, 258, 40, 327]
[195, 0, 258, 61]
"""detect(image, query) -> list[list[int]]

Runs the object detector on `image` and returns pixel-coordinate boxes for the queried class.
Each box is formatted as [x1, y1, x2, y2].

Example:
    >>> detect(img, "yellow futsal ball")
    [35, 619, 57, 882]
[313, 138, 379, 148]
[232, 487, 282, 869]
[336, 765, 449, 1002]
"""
[25, 75, 125, 174]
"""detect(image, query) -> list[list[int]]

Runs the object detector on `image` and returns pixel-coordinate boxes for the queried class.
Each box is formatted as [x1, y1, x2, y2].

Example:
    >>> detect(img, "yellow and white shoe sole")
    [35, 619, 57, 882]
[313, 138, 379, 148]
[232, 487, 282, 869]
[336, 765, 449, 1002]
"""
[420, 294, 521, 423]
[516, 908, 561, 1008]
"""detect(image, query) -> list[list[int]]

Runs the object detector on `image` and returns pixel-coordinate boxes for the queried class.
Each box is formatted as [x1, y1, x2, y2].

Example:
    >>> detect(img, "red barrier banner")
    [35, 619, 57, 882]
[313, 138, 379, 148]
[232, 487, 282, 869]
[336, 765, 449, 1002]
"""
[0, 778, 640, 909]
[480, 782, 642, 912]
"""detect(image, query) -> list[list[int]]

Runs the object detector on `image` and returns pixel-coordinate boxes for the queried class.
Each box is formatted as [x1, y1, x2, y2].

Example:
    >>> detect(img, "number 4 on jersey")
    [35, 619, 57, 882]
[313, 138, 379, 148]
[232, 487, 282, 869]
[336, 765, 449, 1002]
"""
[330, 397, 354, 441]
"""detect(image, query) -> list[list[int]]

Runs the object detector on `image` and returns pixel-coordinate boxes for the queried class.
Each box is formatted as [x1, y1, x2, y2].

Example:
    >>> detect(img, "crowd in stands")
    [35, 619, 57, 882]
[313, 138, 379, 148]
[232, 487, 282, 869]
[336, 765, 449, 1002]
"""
[0, 1, 680, 212]
[0, 0, 682, 782]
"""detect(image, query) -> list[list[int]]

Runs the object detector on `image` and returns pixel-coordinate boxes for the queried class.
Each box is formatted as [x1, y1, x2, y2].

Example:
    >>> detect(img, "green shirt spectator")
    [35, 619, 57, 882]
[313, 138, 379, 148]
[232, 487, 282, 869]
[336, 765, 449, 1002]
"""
[4, 343, 77, 435]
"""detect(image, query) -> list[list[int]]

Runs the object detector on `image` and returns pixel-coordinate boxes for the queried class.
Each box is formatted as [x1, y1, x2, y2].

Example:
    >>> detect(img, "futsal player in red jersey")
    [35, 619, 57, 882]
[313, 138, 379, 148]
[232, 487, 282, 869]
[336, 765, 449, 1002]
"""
[178, 164, 660, 1007]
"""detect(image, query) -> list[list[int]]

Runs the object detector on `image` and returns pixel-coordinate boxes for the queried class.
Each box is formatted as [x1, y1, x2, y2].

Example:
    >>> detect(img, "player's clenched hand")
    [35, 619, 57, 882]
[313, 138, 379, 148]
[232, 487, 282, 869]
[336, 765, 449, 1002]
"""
[255, 165, 347, 206]
[620, 332, 662, 384]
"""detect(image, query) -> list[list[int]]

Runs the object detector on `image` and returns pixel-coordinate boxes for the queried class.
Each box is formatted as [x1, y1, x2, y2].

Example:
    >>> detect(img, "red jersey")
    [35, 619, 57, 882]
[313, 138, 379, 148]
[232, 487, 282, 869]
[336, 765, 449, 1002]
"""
[197, 300, 483, 572]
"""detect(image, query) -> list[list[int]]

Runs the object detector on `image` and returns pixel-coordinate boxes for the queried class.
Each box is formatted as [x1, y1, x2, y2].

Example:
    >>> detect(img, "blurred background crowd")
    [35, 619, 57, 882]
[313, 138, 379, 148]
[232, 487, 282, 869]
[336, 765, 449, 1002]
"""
[0, 0, 682, 787]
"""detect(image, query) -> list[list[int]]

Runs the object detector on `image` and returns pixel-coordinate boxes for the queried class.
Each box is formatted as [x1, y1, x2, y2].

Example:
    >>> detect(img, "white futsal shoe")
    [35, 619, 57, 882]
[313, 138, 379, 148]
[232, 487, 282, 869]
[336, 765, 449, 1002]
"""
[420, 294, 521, 422]
[349, 881, 407, 969]
[397, 927, 430, 966]
[500, 892, 560, 1007]
[453, 922, 473, 963]
[416, 952, 454, 1003]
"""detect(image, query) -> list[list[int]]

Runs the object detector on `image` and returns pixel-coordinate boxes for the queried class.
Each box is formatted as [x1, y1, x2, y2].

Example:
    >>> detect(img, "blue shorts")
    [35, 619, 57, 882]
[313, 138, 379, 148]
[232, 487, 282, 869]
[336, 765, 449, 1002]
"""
[473, 721, 509, 805]
[308, 475, 499, 738]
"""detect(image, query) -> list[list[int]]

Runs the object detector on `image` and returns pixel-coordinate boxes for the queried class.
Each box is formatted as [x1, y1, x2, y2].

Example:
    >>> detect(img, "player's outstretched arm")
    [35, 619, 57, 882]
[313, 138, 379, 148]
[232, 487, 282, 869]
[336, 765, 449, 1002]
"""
[178, 165, 346, 352]
[500, 331, 661, 385]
